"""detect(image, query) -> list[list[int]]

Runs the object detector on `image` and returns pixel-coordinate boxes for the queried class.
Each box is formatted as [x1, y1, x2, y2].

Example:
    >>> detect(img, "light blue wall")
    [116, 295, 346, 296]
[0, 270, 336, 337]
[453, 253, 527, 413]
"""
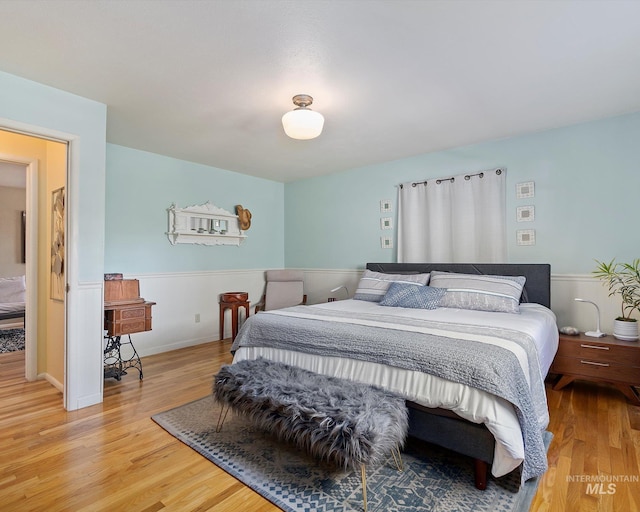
[0, 70, 108, 409]
[285, 111, 640, 274]
[0, 70, 107, 282]
[105, 144, 285, 273]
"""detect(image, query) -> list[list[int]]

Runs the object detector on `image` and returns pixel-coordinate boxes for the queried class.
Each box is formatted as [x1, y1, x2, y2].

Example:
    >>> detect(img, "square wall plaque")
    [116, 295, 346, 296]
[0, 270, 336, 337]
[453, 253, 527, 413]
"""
[516, 229, 536, 246]
[380, 236, 393, 249]
[380, 217, 393, 230]
[516, 205, 535, 222]
[516, 181, 535, 198]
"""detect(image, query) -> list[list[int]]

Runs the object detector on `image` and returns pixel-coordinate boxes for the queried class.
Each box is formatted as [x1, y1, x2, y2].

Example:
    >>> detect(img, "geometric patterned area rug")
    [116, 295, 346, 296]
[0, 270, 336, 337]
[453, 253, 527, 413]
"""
[152, 395, 552, 512]
[0, 328, 25, 353]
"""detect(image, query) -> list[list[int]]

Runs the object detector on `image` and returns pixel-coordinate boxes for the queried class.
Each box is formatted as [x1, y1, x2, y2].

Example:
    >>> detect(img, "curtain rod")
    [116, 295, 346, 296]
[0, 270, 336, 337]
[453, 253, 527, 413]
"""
[399, 168, 503, 189]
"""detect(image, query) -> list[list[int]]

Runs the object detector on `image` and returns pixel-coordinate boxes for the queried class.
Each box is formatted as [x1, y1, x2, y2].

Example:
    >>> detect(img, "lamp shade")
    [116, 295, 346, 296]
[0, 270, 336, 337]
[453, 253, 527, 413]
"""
[282, 94, 324, 140]
[282, 108, 324, 140]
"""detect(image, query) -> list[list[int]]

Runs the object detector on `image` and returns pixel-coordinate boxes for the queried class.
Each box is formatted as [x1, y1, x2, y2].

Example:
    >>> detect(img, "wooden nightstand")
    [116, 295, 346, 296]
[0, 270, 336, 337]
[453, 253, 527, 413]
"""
[550, 332, 640, 405]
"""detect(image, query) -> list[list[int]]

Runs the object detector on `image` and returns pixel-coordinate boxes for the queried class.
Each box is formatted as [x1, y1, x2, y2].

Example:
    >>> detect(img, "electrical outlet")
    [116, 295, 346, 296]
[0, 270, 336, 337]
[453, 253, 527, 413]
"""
[195, 313, 200, 323]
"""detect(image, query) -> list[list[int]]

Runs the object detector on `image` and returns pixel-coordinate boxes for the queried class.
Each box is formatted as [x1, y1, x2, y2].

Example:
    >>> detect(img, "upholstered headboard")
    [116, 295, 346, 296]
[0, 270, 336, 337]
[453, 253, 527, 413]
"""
[366, 263, 551, 309]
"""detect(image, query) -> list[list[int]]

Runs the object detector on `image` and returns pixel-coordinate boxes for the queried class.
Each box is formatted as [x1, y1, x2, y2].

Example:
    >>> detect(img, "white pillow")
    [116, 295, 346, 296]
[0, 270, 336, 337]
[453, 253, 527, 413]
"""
[429, 271, 525, 314]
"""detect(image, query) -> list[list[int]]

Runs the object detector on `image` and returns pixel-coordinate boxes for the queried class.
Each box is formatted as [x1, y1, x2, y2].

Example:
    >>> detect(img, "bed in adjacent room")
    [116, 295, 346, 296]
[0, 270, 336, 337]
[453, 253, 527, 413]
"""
[230, 263, 558, 488]
[0, 275, 26, 321]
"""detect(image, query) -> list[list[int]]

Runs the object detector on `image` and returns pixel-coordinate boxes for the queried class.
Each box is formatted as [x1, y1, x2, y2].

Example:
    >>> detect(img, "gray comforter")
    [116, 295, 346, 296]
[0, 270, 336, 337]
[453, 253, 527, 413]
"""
[231, 305, 548, 481]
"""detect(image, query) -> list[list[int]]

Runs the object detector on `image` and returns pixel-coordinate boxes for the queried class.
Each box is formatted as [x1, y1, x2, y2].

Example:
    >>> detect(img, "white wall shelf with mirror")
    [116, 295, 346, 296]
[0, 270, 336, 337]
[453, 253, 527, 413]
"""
[166, 202, 247, 246]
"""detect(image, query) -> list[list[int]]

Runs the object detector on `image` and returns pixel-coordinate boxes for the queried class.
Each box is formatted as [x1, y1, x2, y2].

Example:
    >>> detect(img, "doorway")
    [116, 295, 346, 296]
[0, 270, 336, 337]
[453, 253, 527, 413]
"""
[0, 129, 68, 396]
[0, 161, 27, 336]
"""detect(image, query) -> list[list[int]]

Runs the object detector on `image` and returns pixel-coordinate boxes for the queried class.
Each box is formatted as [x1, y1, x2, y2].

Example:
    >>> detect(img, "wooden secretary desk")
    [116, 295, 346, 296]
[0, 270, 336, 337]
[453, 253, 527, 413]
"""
[104, 278, 156, 380]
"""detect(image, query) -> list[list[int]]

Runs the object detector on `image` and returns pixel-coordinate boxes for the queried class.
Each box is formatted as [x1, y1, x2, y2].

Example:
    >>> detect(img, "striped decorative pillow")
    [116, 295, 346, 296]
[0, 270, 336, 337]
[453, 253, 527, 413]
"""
[353, 270, 430, 302]
[429, 271, 526, 314]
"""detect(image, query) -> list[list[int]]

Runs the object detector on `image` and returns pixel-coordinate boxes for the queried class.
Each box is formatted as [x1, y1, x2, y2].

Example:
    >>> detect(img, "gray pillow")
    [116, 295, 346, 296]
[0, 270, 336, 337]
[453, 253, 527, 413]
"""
[380, 282, 446, 309]
[429, 271, 526, 314]
[353, 269, 430, 302]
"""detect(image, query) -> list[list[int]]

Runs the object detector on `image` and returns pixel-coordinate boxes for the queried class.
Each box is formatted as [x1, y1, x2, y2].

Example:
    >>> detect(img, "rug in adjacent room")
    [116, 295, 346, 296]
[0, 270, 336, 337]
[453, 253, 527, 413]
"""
[152, 395, 551, 512]
[0, 328, 25, 353]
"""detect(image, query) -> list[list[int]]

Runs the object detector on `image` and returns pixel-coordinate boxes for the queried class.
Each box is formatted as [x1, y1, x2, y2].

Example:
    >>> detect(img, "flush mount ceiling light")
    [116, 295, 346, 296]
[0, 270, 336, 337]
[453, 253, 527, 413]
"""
[282, 94, 324, 140]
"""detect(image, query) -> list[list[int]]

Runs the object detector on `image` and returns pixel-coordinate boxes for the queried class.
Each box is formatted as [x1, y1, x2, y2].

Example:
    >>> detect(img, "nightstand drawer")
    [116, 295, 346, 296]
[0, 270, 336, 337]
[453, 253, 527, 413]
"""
[551, 355, 640, 385]
[555, 340, 640, 366]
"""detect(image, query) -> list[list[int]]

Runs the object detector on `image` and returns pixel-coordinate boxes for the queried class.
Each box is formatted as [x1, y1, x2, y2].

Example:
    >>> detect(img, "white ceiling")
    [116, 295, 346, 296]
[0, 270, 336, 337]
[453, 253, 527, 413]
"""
[0, 0, 639, 183]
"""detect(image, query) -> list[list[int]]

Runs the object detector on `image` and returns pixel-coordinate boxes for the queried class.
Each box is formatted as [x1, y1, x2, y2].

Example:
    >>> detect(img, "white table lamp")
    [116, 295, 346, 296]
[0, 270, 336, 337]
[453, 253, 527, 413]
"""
[574, 298, 606, 337]
[329, 285, 349, 300]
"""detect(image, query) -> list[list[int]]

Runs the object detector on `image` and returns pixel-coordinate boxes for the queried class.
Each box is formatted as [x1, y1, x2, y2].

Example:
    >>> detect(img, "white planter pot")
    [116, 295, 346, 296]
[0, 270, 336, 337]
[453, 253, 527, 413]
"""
[613, 319, 638, 341]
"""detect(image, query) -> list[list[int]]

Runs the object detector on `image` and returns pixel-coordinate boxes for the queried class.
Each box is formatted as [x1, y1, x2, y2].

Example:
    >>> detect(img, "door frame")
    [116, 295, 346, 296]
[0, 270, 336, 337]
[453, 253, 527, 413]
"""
[0, 153, 38, 381]
[0, 120, 76, 409]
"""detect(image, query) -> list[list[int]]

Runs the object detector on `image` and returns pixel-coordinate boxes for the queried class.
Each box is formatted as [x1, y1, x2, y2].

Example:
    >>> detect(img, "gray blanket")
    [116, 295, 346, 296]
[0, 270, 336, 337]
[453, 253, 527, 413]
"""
[232, 305, 548, 481]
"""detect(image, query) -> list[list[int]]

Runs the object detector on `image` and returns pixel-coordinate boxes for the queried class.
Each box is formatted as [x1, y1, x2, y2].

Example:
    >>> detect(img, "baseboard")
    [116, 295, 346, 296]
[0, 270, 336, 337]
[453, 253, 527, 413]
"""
[40, 372, 63, 392]
[137, 336, 218, 358]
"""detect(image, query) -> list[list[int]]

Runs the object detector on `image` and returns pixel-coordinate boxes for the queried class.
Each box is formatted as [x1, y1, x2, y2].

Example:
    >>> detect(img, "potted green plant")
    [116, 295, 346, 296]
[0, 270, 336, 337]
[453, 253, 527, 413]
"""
[593, 259, 640, 341]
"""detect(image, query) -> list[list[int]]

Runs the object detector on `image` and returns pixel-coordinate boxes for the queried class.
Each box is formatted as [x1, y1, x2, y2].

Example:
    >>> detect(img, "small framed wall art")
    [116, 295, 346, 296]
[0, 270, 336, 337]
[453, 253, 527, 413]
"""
[516, 205, 535, 222]
[516, 181, 535, 199]
[516, 229, 536, 246]
[380, 217, 393, 230]
[21, 211, 26, 264]
[380, 236, 393, 249]
[50, 186, 65, 301]
[380, 199, 392, 213]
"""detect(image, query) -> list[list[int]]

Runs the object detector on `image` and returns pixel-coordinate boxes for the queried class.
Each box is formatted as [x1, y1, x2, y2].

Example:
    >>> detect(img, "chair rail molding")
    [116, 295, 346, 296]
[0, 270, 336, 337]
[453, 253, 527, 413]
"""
[166, 201, 247, 246]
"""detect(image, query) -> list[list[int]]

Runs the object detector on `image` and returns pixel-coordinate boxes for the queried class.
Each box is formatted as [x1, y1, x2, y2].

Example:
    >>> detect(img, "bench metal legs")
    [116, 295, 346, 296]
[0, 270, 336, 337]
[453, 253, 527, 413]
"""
[390, 445, 404, 472]
[361, 464, 368, 512]
[361, 446, 403, 512]
[216, 404, 230, 433]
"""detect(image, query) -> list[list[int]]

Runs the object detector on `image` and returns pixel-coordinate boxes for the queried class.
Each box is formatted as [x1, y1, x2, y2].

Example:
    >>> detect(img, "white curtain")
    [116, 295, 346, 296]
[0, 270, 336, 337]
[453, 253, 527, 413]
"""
[397, 168, 506, 263]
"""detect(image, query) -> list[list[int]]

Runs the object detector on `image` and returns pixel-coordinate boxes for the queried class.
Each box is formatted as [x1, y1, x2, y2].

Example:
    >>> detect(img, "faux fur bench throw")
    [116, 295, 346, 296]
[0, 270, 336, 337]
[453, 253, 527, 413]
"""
[213, 358, 409, 471]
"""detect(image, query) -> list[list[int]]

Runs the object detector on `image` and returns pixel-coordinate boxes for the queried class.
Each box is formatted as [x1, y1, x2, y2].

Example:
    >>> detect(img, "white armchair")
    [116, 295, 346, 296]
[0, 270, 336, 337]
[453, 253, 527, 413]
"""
[254, 270, 307, 313]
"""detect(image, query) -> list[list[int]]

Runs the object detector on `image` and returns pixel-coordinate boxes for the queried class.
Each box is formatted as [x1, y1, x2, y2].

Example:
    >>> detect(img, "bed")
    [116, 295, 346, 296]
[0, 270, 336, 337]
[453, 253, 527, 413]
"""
[0, 275, 26, 321]
[231, 263, 557, 488]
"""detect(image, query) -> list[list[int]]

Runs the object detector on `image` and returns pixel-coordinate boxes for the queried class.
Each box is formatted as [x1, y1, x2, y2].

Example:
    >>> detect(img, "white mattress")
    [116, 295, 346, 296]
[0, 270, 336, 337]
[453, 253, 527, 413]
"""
[0, 275, 26, 303]
[0, 302, 25, 315]
[0, 275, 26, 317]
[233, 299, 558, 477]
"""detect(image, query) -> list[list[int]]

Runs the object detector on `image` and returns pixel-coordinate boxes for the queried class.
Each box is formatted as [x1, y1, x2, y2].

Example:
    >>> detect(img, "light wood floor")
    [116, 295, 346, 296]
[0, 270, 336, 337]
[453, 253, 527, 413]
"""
[1, 340, 638, 512]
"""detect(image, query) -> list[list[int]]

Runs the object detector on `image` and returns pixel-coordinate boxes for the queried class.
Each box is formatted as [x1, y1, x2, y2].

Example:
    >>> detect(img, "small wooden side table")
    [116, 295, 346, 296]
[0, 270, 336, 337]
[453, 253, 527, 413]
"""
[219, 292, 250, 341]
[103, 299, 155, 381]
[550, 332, 640, 405]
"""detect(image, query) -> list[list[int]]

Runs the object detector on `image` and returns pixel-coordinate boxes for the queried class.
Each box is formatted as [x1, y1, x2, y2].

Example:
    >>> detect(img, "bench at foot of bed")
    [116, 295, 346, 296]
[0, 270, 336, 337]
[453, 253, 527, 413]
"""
[213, 357, 409, 512]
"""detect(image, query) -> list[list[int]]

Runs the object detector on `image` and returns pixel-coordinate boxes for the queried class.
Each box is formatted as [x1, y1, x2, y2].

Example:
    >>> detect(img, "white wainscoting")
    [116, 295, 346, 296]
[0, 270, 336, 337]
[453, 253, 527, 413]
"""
[550, 274, 623, 335]
[301, 268, 363, 305]
[124, 269, 627, 359]
[127, 269, 268, 356]
[67, 281, 104, 410]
